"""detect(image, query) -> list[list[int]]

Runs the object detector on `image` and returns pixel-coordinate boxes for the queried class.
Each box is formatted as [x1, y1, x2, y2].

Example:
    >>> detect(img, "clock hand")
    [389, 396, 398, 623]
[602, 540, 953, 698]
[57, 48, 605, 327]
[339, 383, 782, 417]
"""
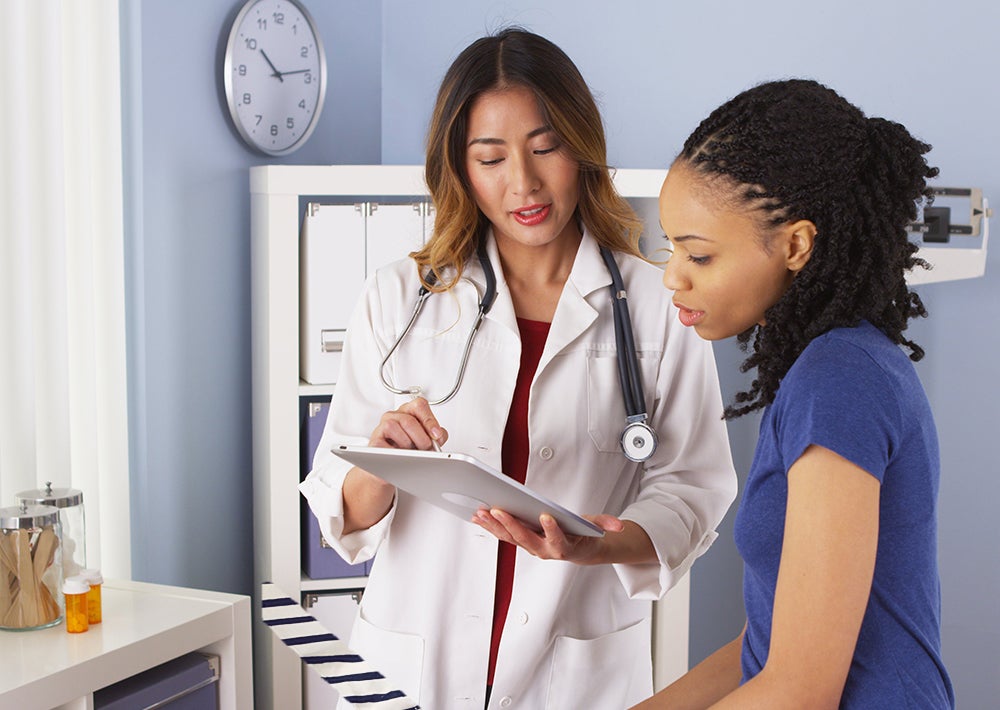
[279, 69, 311, 76]
[259, 49, 284, 82]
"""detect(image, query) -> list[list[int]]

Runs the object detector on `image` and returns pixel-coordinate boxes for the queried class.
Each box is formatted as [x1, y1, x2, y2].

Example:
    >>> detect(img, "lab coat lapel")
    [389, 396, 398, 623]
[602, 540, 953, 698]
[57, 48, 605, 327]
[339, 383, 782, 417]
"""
[474, 230, 612, 354]
[478, 234, 521, 338]
[540, 232, 609, 366]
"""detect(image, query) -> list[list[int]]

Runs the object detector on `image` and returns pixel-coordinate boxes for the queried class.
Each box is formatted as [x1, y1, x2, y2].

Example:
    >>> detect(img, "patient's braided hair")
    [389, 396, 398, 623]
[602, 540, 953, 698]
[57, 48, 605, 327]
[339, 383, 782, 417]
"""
[677, 79, 938, 419]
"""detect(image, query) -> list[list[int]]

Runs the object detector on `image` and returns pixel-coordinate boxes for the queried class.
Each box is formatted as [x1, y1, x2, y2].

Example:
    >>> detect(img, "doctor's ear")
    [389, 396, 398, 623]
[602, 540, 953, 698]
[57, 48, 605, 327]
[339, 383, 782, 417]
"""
[784, 220, 816, 273]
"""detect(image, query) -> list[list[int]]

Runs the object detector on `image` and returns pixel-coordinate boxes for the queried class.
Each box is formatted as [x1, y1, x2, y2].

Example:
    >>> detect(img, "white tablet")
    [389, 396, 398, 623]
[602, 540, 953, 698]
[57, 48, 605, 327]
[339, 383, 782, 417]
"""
[332, 445, 604, 538]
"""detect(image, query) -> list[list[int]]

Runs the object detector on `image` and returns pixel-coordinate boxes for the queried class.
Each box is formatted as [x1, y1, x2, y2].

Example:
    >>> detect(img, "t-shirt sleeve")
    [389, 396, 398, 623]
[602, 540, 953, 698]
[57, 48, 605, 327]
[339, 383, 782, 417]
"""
[774, 338, 901, 484]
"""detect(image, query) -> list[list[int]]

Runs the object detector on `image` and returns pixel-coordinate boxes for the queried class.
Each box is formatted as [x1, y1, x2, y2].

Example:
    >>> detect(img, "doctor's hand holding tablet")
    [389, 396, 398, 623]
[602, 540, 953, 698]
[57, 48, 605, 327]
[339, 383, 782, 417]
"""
[299, 26, 737, 710]
[340, 395, 622, 552]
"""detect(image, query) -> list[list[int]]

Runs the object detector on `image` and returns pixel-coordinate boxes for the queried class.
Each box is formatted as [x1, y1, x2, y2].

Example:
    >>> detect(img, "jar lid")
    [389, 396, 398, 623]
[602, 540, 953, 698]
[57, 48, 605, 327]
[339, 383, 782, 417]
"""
[64, 576, 91, 595]
[0, 503, 61, 530]
[16, 481, 83, 508]
[80, 568, 103, 585]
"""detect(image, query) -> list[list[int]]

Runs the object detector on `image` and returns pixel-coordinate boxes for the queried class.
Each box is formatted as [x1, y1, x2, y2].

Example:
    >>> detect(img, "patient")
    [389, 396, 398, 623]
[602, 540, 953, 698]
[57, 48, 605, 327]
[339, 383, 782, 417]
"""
[633, 79, 954, 709]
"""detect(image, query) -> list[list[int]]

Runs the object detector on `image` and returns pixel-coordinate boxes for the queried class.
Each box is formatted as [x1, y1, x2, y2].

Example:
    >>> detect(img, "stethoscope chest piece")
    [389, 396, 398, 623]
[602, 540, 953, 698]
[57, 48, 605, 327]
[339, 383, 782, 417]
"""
[621, 420, 657, 463]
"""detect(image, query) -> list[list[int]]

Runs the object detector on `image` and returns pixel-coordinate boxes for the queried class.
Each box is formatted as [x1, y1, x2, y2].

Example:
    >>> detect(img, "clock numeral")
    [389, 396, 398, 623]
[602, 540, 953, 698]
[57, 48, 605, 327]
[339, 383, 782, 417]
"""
[270, 124, 279, 137]
[286, 118, 295, 130]
[244, 37, 257, 51]
[242, 92, 252, 105]
[298, 100, 306, 109]
[273, 12, 285, 25]
[256, 18, 267, 30]
[300, 46, 310, 59]
[238, 64, 247, 76]
[304, 72, 312, 85]
[255, 115, 263, 126]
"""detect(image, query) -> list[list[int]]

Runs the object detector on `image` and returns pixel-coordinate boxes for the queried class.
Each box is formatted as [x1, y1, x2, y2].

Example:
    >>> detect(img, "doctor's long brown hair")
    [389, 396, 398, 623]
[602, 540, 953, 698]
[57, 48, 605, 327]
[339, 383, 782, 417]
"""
[414, 27, 643, 291]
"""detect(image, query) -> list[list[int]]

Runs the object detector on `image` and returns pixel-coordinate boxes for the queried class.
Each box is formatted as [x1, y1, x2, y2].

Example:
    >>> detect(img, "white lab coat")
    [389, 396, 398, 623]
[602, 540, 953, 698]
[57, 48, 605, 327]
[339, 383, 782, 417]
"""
[299, 230, 737, 710]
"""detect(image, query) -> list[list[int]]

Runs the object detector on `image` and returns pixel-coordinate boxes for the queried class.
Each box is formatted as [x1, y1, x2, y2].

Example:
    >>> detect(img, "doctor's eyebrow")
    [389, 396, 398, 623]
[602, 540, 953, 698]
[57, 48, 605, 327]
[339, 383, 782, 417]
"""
[467, 125, 553, 147]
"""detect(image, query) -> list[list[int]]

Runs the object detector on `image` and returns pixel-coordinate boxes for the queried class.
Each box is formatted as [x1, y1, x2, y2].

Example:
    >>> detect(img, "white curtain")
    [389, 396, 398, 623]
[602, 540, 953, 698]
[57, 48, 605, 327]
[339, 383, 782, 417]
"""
[0, 0, 130, 579]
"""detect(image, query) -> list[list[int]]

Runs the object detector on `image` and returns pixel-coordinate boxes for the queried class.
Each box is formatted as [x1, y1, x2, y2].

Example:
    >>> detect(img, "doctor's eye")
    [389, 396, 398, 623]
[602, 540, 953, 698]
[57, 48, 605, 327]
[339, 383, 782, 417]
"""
[533, 141, 561, 156]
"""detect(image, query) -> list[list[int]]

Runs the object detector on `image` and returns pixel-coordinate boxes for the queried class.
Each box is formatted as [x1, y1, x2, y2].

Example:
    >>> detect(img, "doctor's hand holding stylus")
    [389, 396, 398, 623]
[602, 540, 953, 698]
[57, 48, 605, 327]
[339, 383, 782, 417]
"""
[370, 395, 447, 451]
[341, 396, 446, 535]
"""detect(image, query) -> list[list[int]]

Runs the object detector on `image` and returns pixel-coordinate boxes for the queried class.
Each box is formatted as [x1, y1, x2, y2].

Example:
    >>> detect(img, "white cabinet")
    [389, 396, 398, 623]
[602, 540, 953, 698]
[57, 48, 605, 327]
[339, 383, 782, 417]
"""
[250, 164, 687, 710]
[0, 579, 252, 709]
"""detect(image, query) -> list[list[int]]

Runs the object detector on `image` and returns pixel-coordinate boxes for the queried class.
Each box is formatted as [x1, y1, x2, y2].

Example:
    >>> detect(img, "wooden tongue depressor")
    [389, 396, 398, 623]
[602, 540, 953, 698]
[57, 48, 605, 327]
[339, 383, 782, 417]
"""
[32, 526, 61, 622]
[16, 529, 39, 627]
[0, 534, 14, 621]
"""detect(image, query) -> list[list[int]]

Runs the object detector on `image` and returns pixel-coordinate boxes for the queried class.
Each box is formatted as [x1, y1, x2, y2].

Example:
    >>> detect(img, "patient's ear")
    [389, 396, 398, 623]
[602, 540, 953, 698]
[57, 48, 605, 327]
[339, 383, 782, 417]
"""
[785, 220, 816, 272]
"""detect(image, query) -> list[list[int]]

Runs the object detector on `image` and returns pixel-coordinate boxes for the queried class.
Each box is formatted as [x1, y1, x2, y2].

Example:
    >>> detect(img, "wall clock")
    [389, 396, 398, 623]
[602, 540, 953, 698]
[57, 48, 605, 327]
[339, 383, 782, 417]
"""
[223, 0, 327, 156]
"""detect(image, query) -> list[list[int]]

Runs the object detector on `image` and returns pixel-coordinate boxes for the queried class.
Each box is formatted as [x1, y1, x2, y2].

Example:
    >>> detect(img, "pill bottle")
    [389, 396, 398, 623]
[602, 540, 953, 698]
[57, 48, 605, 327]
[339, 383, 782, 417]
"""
[63, 576, 90, 633]
[17, 482, 86, 578]
[0, 504, 64, 631]
[79, 568, 103, 624]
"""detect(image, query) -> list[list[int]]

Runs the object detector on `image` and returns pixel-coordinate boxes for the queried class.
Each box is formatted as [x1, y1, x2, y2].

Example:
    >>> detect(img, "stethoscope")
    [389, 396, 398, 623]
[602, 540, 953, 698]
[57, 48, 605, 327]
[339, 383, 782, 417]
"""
[379, 241, 657, 462]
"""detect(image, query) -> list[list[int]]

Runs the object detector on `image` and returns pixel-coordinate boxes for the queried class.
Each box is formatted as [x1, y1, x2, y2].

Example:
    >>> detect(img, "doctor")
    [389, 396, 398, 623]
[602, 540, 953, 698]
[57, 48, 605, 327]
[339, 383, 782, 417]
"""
[300, 28, 736, 710]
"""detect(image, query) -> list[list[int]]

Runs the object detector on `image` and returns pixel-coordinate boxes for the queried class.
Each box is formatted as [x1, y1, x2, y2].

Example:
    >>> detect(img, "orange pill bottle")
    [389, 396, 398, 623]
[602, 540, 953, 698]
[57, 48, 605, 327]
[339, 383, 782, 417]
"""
[80, 569, 103, 624]
[63, 576, 90, 633]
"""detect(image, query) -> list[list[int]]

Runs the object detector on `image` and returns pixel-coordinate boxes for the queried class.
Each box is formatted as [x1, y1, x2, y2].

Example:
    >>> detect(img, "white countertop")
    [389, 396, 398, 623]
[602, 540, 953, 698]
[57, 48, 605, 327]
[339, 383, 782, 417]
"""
[0, 578, 252, 709]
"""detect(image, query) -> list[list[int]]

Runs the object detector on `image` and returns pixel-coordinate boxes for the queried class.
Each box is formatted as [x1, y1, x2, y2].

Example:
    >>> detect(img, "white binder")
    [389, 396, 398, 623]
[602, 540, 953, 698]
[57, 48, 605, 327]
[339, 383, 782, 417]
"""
[299, 201, 432, 385]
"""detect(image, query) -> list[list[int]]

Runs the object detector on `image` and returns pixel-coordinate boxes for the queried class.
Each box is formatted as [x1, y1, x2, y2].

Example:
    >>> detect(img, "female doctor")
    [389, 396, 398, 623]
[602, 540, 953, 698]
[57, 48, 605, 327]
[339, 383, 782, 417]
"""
[299, 28, 737, 710]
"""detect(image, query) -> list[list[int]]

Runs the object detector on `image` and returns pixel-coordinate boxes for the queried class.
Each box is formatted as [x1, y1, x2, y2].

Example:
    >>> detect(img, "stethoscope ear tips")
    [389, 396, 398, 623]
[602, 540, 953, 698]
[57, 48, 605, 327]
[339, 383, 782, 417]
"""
[621, 422, 657, 463]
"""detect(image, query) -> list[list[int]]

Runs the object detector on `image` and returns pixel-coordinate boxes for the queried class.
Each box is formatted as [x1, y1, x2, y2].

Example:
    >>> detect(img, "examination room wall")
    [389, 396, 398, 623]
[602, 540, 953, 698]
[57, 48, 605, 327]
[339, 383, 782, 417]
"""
[120, 0, 382, 594]
[121, 1, 998, 706]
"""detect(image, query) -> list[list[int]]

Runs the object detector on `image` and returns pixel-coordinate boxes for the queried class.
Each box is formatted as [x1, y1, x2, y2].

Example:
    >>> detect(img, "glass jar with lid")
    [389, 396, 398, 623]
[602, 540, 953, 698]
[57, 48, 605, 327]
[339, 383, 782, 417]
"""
[17, 482, 85, 578]
[0, 503, 64, 630]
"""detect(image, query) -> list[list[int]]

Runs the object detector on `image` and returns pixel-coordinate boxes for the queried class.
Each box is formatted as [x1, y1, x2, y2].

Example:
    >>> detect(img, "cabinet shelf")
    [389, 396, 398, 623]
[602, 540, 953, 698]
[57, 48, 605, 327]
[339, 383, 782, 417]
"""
[299, 381, 335, 397]
[300, 575, 368, 593]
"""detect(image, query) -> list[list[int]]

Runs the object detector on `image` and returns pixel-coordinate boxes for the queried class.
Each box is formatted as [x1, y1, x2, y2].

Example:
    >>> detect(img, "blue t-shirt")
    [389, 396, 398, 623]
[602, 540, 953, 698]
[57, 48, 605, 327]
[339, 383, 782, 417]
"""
[733, 321, 954, 708]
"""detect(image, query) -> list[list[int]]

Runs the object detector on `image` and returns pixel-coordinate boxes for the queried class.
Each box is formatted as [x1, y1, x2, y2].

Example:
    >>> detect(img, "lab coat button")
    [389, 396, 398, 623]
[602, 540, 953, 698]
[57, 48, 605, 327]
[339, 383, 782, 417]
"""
[517, 611, 528, 624]
[499, 697, 512, 708]
[538, 446, 554, 460]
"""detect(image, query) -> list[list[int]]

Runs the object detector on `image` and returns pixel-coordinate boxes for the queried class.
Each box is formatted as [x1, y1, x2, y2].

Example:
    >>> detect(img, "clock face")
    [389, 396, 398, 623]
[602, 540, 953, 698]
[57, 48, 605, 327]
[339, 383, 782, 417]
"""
[224, 0, 326, 156]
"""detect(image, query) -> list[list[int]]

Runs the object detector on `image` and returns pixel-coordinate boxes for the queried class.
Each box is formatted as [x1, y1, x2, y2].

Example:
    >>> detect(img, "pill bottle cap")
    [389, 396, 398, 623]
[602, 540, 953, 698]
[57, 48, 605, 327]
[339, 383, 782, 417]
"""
[64, 576, 91, 595]
[80, 568, 103, 585]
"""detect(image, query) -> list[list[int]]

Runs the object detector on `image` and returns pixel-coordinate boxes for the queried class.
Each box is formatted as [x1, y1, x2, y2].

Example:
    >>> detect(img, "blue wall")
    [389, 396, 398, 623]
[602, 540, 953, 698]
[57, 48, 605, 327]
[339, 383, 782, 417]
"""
[121, 0, 382, 595]
[125, 1, 999, 706]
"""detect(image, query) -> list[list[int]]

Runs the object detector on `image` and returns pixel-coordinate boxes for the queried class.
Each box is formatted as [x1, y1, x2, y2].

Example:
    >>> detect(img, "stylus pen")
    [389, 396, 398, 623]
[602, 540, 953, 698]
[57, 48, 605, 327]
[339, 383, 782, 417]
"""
[409, 388, 443, 452]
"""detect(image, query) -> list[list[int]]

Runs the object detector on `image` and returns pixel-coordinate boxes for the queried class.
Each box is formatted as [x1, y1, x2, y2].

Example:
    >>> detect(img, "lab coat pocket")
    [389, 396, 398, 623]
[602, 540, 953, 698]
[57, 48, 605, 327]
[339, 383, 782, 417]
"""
[586, 352, 627, 453]
[545, 617, 653, 710]
[351, 611, 424, 703]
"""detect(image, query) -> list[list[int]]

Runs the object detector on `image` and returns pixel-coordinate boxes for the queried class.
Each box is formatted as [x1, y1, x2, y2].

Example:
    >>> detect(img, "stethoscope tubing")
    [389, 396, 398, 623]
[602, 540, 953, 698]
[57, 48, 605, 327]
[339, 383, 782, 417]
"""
[380, 240, 654, 461]
[601, 246, 646, 421]
[379, 242, 496, 405]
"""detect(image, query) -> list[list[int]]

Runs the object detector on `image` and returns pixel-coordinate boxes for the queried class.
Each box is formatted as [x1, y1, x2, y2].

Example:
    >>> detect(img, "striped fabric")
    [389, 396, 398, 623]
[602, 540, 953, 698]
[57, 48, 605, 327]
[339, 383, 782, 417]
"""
[261, 583, 420, 709]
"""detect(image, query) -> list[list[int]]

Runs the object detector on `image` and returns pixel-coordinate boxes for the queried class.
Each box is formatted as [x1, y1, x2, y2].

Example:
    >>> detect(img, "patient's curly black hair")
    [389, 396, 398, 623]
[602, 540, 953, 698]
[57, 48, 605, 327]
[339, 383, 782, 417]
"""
[677, 79, 938, 419]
